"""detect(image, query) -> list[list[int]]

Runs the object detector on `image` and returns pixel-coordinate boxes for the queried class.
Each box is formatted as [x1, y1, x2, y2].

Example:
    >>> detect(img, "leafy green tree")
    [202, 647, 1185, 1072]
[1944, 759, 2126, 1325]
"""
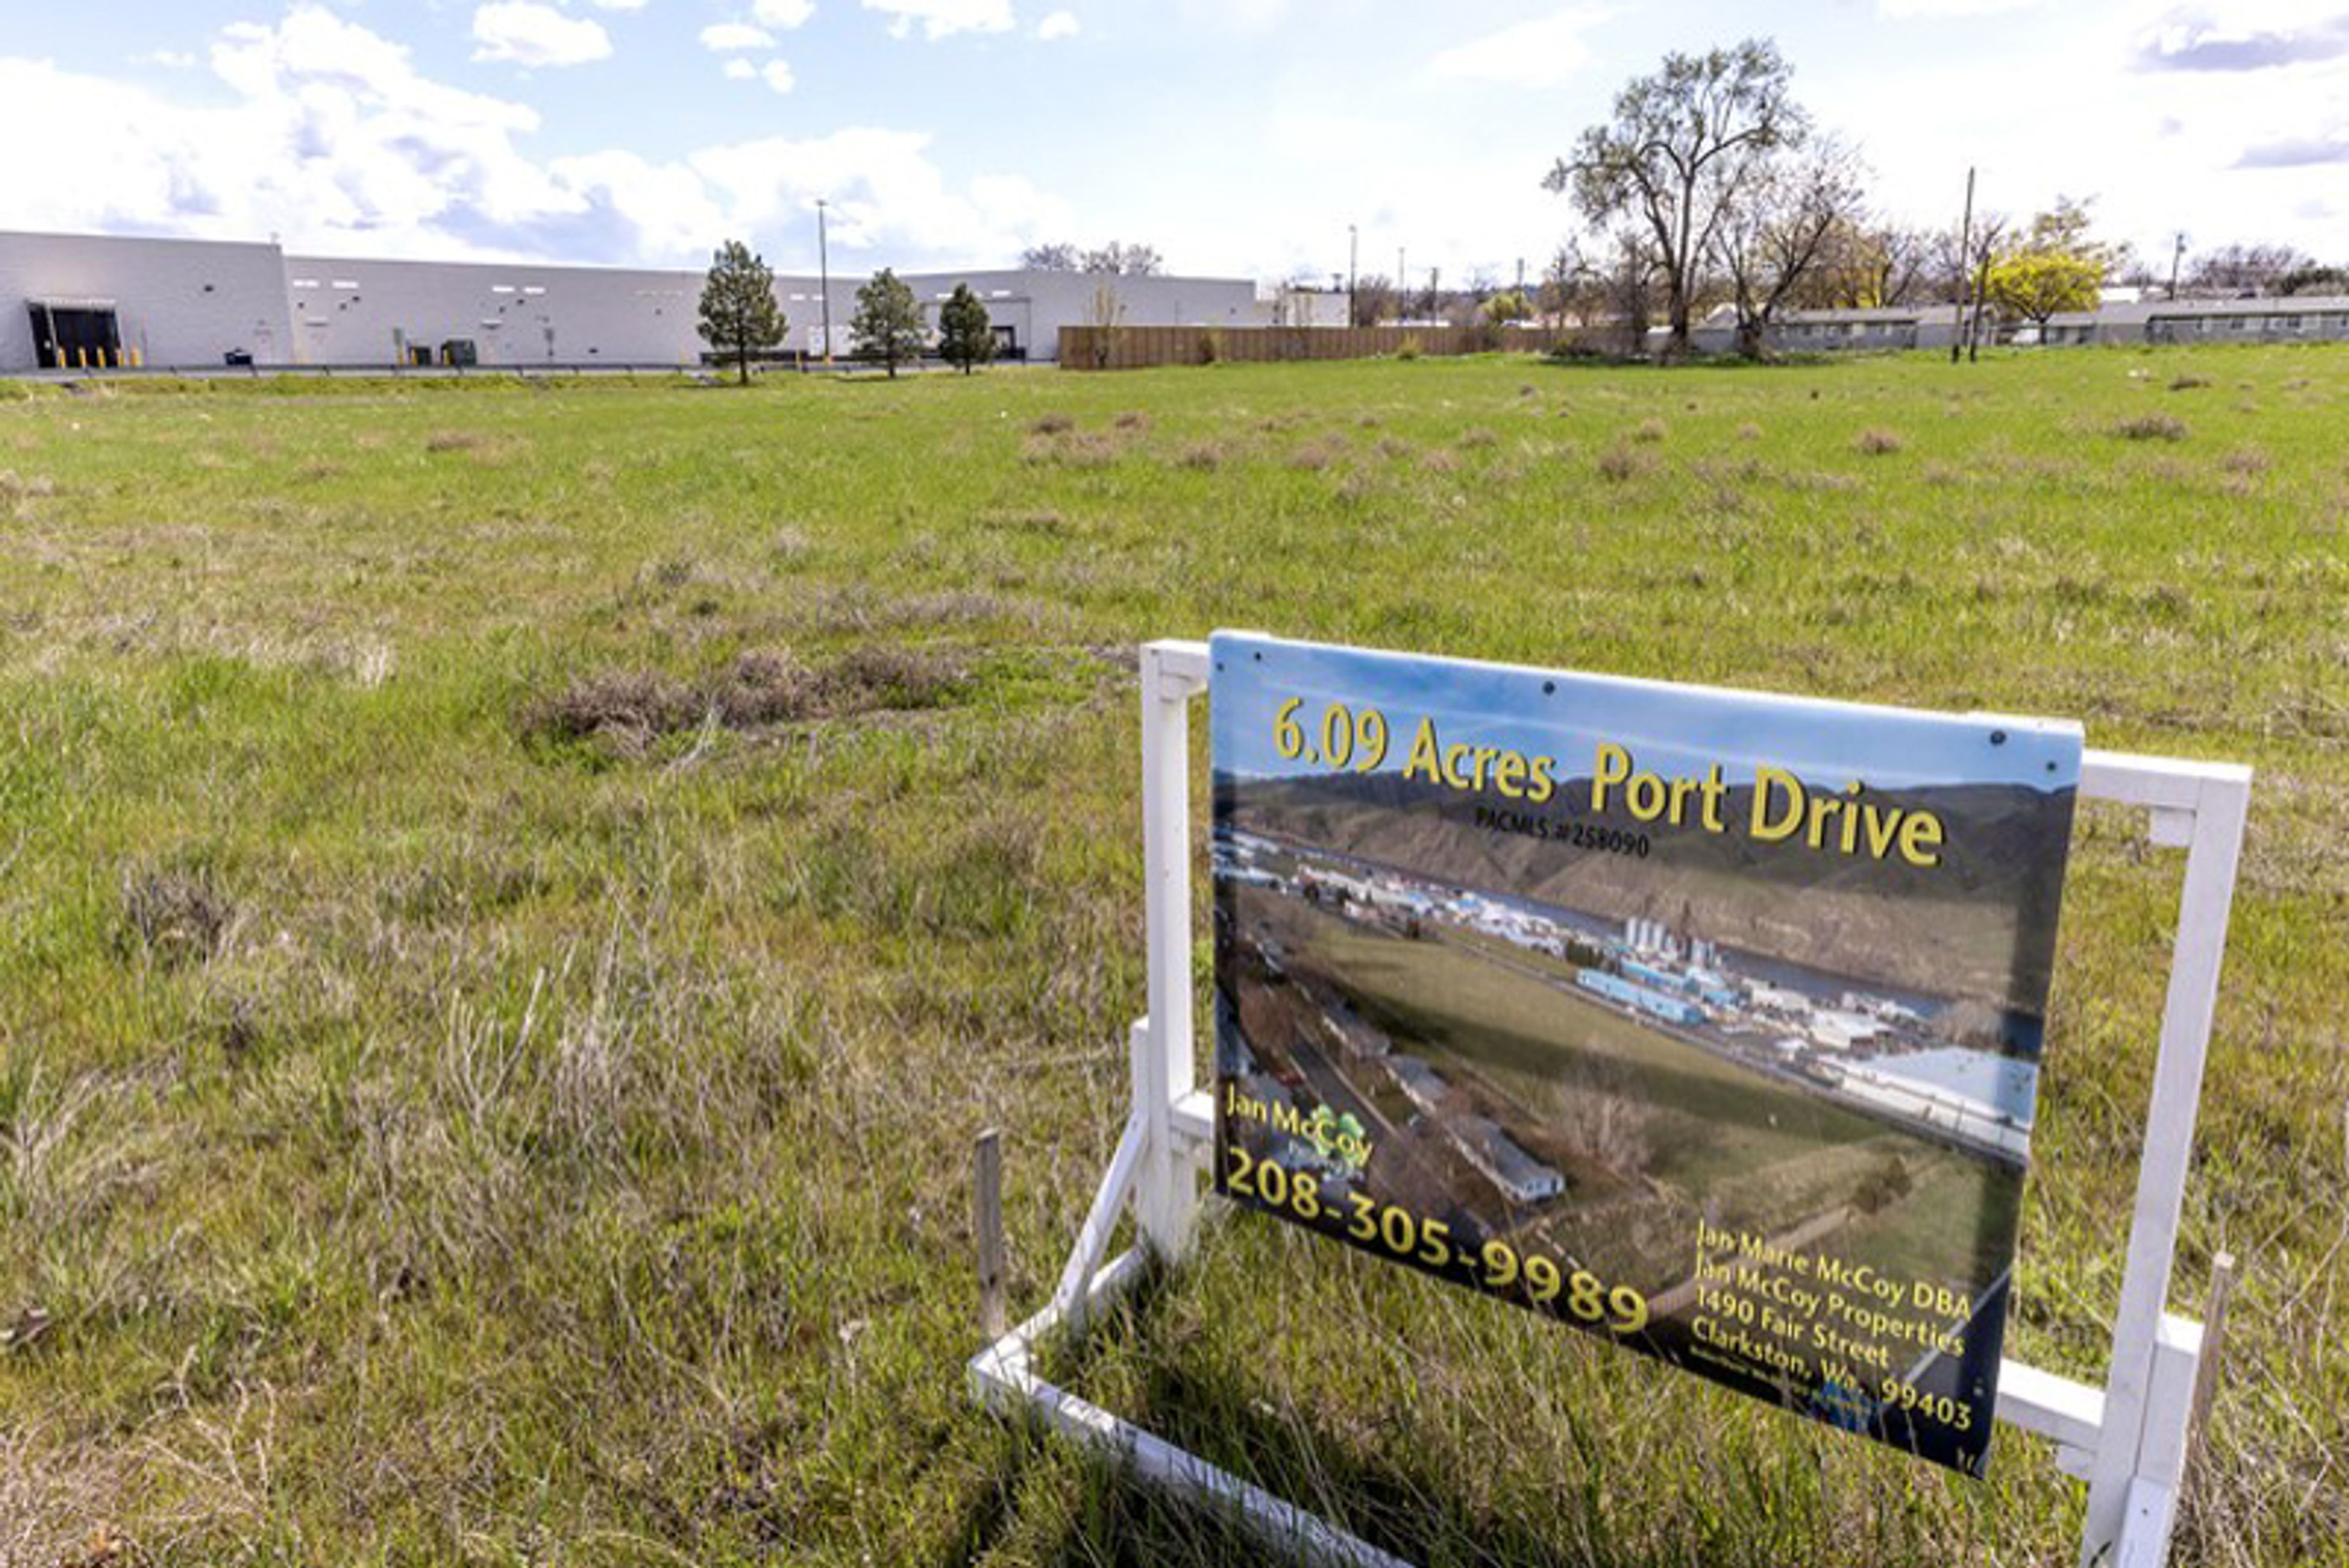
[1986, 250, 2103, 332]
[849, 268, 927, 379]
[936, 283, 996, 374]
[696, 239, 786, 385]
[1482, 288, 1533, 325]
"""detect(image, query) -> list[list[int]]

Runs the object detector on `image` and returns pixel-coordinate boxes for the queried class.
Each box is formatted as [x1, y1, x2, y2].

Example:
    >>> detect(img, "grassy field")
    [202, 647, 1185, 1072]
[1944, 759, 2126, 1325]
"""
[1, 349, 2343, 1566]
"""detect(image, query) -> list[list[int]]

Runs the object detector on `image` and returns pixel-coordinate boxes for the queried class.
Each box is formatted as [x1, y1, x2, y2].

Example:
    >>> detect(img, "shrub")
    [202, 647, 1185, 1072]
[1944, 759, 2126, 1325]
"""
[1598, 444, 1657, 483]
[1395, 335, 1423, 362]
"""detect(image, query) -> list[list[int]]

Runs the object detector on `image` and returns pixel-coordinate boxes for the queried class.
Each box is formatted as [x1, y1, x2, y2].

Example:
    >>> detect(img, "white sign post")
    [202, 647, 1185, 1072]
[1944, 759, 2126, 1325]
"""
[968, 636, 2249, 1568]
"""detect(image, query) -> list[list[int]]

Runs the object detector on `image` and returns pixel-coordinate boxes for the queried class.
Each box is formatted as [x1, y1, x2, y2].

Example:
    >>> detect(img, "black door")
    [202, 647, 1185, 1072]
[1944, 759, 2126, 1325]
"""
[28, 305, 122, 369]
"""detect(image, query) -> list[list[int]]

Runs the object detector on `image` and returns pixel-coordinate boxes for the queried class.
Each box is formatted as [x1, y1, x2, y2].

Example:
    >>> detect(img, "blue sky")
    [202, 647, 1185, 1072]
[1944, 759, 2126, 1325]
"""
[1211, 633, 2084, 796]
[0, 1, 2340, 280]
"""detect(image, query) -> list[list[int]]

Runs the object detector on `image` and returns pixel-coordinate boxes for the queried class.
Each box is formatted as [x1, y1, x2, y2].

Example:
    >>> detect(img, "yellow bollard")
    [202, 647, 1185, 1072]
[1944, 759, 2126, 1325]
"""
[76, 347, 86, 369]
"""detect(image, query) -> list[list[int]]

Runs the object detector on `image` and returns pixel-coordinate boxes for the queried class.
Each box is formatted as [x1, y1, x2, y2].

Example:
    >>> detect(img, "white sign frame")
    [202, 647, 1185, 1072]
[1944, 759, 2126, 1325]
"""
[969, 637, 2251, 1568]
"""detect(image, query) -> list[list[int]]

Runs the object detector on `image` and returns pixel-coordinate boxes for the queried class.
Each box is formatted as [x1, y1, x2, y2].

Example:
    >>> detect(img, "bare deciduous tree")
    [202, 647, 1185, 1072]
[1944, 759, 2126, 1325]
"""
[1710, 140, 1867, 357]
[1546, 38, 1808, 359]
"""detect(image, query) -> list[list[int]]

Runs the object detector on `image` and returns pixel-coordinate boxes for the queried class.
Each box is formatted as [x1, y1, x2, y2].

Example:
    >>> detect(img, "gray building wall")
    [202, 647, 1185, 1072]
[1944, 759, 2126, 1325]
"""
[282, 254, 705, 366]
[0, 230, 292, 371]
[0, 226, 1336, 370]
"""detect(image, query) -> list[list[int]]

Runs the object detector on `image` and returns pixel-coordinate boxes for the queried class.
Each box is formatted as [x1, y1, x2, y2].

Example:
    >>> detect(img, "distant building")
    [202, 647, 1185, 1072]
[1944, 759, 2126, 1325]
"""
[0, 227, 1277, 371]
[1387, 1055, 1451, 1116]
[1576, 968, 1704, 1027]
[1452, 1115, 1565, 1204]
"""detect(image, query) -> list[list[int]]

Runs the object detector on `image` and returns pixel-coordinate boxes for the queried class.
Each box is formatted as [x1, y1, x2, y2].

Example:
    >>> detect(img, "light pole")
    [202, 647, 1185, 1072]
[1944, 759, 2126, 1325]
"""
[2169, 232, 2188, 301]
[1347, 223, 1357, 327]
[1397, 247, 1405, 324]
[816, 198, 833, 366]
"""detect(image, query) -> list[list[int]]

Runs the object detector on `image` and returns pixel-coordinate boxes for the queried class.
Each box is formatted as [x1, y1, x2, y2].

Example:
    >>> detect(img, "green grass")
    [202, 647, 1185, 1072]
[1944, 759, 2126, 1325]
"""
[2, 349, 2345, 1566]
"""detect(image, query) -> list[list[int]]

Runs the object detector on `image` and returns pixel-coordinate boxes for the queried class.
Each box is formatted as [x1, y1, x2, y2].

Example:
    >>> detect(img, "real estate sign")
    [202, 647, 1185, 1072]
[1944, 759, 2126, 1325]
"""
[1209, 632, 2083, 1476]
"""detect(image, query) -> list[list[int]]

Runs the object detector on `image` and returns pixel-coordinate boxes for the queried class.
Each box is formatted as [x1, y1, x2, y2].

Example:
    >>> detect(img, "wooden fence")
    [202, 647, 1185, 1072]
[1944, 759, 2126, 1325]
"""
[1054, 324, 1560, 370]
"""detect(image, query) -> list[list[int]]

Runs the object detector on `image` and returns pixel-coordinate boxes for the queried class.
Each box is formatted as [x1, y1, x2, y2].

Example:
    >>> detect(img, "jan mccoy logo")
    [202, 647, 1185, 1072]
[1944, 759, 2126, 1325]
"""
[1224, 1085, 1374, 1176]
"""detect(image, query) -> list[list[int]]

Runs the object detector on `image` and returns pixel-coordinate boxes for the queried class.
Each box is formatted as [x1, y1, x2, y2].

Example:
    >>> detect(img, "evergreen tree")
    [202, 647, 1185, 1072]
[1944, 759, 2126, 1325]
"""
[696, 239, 787, 385]
[849, 268, 927, 379]
[936, 283, 996, 375]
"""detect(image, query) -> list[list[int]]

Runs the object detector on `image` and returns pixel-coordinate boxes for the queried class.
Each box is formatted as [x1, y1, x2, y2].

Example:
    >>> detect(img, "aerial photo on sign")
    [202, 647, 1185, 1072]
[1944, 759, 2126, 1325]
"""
[1209, 631, 2084, 1476]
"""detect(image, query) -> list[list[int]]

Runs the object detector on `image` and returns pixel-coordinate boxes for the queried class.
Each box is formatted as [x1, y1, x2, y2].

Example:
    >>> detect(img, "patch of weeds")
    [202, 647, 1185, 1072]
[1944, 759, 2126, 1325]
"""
[973, 507, 1072, 537]
[1112, 411, 1149, 430]
[1735, 422, 1763, 441]
[519, 669, 696, 743]
[1629, 417, 1668, 444]
[2115, 414, 2189, 442]
[2169, 375, 2212, 392]
[1458, 427, 1499, 450]
[1286, 440, 1341, 472]
[1173, 443, 1223, 472]
[2221, 447, 2272, 477]
[1026, 413, 1075, 436]
[1853, 428, 1904, 455]
[1598, 444, 1658, 483]
[0, 470, 56, 521]
[422, 429, 485, 453]
[118, 868, 234, 968]
[520, 645, 967, 751]
[1420, 448, 1462, 474]
[1026, 431, 1121, 469]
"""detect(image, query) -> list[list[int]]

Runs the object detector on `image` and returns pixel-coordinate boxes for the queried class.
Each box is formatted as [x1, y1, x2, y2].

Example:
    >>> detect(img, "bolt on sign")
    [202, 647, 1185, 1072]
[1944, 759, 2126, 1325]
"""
[1209, 632, 2083, 1476]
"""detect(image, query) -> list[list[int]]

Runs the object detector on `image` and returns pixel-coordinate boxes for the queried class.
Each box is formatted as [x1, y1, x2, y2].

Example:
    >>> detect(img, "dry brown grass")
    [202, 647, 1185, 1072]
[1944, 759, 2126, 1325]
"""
[0, 470, 55, 521]
[2117, 413, 2190, 442]
[518, 645, 968, 749]
[2221, 447, 2273, 477]
[118, 869, 236, 968]
[1629, 417, 1668, 444]
[1854, 428, 1905, 456]
[1026, 412, 1075, 436]
[1173, 442, 1225, 471]
[1598, 443, 1659, 482]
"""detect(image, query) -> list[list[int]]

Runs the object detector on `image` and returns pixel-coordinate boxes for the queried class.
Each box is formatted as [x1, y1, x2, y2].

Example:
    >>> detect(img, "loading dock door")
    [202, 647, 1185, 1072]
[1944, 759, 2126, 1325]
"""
[28, 301, 123, 368]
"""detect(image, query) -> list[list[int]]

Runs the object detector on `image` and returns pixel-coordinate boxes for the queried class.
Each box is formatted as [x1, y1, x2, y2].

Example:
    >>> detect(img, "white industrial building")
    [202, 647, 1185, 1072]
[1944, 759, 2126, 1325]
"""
[0, 228, 1275, 371]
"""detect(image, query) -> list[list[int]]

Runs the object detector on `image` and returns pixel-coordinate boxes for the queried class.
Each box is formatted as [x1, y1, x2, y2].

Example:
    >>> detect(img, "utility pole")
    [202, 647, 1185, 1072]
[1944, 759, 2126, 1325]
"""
[1397, 247, 1406, 322]
[816, 198, 833, 366]
[1347, 223, 1357, 327]
[1950, 166, 1974, 366]
[2169, 232, 2188, 300]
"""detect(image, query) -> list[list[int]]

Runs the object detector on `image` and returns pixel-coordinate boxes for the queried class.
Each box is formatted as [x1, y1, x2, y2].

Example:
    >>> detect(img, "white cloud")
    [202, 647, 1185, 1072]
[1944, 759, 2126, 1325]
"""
[861, 0, 1014, 42]
[699, 21, 777, 49]
[1428, 7, 1610, 89]
[588, 0, 650, 9]
[471, 1, 614, 67]
[0, 12, 1072, 271]
[1035, 9, 1078, 39]
[751, 0, 818, 28]
[132, 48, 199, 69]
[1879, 0, 2043, 15]
[723, 58, 756, 78]
[762, 58, 796, 92]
